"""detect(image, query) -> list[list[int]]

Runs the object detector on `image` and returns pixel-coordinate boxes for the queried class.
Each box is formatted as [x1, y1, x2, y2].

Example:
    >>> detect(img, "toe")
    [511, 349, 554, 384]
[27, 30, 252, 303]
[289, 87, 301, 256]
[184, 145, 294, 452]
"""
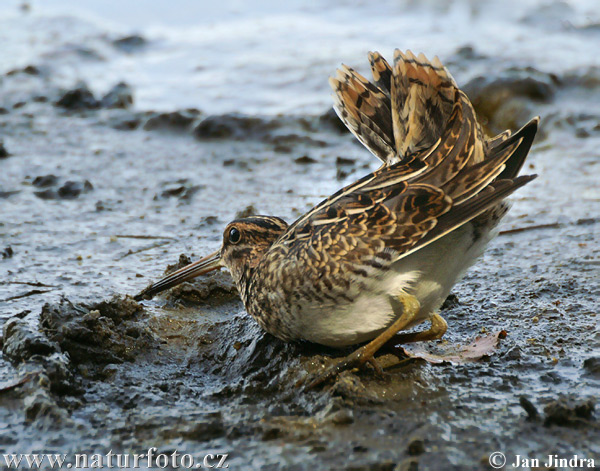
[304, 351, 371, 390]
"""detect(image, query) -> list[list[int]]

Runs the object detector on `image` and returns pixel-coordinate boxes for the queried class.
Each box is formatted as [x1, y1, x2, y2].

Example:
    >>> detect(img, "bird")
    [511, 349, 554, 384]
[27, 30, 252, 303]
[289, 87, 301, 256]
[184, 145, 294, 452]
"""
[135, 49, 539, 388]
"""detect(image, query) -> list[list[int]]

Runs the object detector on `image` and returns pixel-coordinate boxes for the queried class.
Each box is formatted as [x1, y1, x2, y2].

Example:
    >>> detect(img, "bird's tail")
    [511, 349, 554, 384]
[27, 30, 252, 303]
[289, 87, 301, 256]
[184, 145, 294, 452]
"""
[331, 49, 500, 166]
[331, 50, 473, 164]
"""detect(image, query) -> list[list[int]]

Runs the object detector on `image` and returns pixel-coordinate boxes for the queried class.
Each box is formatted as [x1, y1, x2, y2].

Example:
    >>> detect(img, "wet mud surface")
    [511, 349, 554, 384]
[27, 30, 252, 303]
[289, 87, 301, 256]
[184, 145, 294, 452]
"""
[1, 2, 600, 469]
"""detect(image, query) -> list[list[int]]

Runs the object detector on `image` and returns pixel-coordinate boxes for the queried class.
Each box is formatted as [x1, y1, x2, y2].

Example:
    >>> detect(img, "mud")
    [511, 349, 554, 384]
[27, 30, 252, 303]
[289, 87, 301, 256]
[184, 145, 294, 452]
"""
[56, 83, 102, 110]
[1, 1, 600, 469]
[100, 82, 134, 110]
[0, 142, 9, 159]
[463, 69, 557, 134]
[143, 110, 200, 132]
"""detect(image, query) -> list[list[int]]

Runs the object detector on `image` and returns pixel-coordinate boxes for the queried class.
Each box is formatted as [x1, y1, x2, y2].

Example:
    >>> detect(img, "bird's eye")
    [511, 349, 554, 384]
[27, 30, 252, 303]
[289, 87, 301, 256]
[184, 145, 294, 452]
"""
[228, 227, 241, 244]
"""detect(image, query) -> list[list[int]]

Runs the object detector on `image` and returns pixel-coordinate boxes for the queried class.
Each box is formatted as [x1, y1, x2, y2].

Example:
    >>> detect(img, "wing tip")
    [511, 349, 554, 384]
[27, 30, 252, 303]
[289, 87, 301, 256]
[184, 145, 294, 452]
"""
[518, 173, 538, 184]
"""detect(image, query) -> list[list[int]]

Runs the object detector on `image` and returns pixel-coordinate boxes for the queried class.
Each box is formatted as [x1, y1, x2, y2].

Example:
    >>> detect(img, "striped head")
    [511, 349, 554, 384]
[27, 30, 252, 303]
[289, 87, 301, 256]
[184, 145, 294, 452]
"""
[219, 216, 289, 284]
[135, 216, 288, 300]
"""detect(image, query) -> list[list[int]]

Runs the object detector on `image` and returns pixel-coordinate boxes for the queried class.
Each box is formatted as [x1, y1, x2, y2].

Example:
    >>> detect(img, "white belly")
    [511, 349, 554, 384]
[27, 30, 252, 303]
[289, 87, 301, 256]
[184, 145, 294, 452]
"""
[295, 222, 494, 348]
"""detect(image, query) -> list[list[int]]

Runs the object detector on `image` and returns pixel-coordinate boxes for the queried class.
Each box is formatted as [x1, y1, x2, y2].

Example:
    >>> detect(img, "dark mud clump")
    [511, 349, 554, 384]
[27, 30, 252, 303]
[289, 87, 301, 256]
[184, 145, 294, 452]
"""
[0, 190, 20, 199]
[269, 134, 327, 153]
[100, 82, 134, 109]
[1, 246, 13, 258]
[193, 113, 329, 151]
[561, 66, 600, 89]
[143, 109, 201, 132]
[193, 113, 279, 140]
[235, 204, 258, 218]
[34, 179, 93, 200]
[155, 179, 202, 201]
[106, 110, 146, 131]
[161, 256, 238, 306]
[56, 81, 135, 112]
[58, 180, 93, 198]
[2, 317, 77, 422]
[463, 69, 556, 134]
[519, 396, 540, 421]
[165, 276, 237, 306]
[111, 34, 148, 53]
[453, 45, 487, 62]
[295, 155, 318, 164]
[0, 140, 10, 158]
[335, 155, 357, 180]
[32, 174, 59, 187]
[2, 318, 58, 363]
[135, 254, 237, 304]
[543, 397, 596, 427]
[319, 107, 350, 134]
[39, 296, 154, 371]
[583, 357, 600, 376]
[5, 65, 42, 77]
[1, 296, 154, 426]
[56, 82, 100, 110]
[164, 253, 195, 273]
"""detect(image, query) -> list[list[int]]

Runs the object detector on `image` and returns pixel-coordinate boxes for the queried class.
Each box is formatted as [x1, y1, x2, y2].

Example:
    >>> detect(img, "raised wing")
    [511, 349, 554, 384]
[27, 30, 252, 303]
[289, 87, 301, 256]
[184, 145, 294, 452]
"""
[264, 50, 537, 279]
[331, 49, 513, 167]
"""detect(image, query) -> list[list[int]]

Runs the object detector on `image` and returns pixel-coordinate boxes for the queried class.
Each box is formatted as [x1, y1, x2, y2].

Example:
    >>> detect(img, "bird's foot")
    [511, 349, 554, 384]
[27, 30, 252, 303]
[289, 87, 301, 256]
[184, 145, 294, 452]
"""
[305, 346, 383, 390]
[387, 313, 448, 345]
[304, 293, 421, 390]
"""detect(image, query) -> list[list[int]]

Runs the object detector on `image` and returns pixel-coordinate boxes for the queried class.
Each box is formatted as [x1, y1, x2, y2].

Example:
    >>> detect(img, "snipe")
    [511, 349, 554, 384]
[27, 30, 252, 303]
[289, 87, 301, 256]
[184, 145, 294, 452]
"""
[135, 50, 539, 388]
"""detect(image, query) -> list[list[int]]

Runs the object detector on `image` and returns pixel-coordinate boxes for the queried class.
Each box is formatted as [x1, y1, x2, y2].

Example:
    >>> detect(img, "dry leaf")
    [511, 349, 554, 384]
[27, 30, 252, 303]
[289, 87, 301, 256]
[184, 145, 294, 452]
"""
[0, 372, 37, 393]
[400, 330, 507, 364]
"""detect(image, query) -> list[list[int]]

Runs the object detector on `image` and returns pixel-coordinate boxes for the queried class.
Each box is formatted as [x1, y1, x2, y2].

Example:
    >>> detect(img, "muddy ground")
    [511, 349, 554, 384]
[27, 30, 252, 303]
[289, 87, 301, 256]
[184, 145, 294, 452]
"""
[1, 7, 600, 471]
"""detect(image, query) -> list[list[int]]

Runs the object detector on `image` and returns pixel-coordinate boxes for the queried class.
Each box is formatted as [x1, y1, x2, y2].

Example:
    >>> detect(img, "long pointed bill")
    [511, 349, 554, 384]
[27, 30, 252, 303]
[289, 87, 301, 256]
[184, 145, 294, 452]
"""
[134, 250, 223, 301]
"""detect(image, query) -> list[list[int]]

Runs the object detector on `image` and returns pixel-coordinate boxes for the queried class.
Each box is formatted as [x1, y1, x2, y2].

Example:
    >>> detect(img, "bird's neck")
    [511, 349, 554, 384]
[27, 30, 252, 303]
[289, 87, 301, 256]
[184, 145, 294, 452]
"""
[235, 264, 255, 307]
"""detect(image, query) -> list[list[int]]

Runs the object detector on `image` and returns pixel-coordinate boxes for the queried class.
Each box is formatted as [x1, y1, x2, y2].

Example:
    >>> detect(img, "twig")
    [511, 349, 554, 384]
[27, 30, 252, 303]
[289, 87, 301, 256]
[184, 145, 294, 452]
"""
[2, 289, 54, 302]
[114, 234, 175, 240]
[499, 222, 562, 235]
[500, 217, 599, 236]
[117, 240, 171, 261]
[0, 281, 58, 288]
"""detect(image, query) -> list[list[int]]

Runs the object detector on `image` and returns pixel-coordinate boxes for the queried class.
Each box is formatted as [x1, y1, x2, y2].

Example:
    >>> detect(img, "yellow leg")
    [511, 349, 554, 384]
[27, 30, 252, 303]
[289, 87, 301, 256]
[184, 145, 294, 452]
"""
[305, 294, 421, 389]
[390, 313, 447, 344]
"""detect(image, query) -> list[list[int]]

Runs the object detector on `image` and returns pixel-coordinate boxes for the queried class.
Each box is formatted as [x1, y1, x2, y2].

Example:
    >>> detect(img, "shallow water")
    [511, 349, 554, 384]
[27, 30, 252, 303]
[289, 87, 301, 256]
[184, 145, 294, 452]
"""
[1, 0, 599, 469]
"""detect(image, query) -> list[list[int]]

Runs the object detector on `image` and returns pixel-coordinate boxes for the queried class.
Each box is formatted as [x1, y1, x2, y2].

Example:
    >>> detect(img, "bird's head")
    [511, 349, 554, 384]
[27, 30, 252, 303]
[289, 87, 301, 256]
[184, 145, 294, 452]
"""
[135, 215, 288, 300]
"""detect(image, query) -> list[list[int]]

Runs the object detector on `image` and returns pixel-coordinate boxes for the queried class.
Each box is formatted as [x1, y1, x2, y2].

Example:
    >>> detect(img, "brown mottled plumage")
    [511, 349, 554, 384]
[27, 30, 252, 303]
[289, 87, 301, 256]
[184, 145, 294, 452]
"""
[136, 50, 539, 388]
